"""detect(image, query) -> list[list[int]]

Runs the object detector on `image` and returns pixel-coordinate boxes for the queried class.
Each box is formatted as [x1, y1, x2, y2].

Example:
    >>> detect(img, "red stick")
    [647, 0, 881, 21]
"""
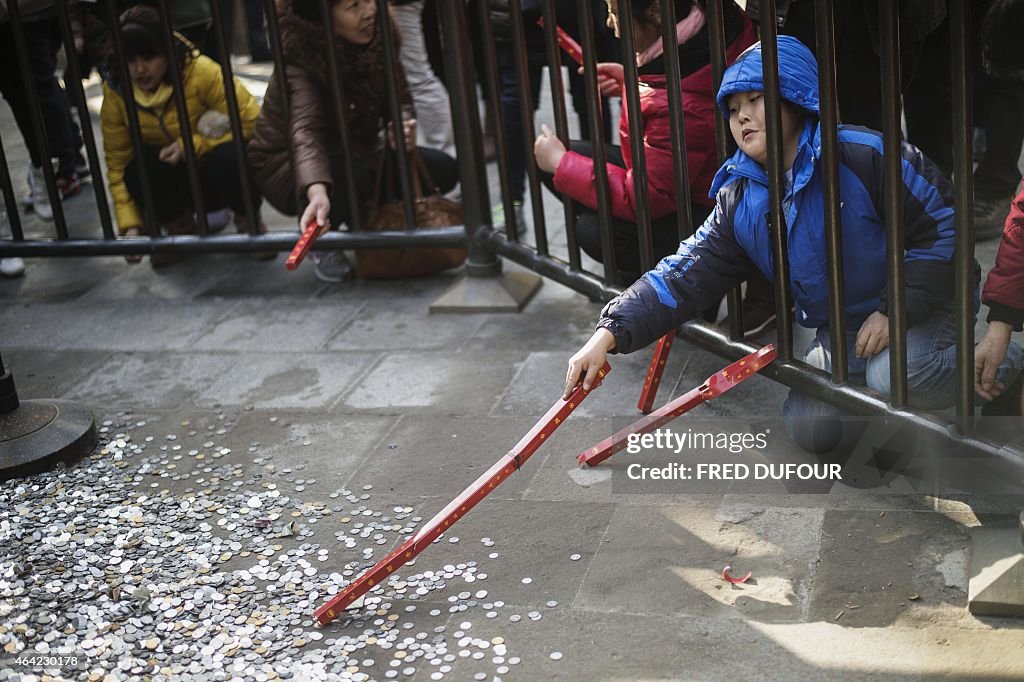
[286, 222, 327, 271]
[537, 17, 583, 65]
[314, 362, 611, 626]
[637, 333, 674, 414]
[577, 345, 777, 468]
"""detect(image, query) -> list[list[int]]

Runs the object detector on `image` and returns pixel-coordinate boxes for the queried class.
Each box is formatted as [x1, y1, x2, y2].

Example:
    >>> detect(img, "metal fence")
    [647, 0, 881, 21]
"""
[0, 0, 1017, 461]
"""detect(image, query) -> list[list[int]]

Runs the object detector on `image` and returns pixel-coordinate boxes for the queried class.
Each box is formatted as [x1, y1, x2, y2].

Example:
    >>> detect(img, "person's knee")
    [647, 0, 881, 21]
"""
[782, 390, 846, 454]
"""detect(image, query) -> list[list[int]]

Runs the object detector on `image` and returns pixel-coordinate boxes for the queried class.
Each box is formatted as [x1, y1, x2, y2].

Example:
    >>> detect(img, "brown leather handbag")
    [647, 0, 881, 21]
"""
[355, 150, 467, 279]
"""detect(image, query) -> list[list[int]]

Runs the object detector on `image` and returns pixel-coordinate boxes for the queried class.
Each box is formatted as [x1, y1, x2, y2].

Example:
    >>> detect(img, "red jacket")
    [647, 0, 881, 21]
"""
[553, 20, 756, 223]
[983, 186, 1024, 330]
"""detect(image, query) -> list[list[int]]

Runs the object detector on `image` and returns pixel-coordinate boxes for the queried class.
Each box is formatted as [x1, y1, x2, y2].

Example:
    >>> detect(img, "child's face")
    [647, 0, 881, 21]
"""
[127, 54, 168, 93]
[726, 91, 801, 165]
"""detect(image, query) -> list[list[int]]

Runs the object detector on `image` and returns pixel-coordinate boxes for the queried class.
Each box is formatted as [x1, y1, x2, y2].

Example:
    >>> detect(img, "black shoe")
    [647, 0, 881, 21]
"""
[973, 190, 1014, 241]
[723, 299, 780, 339]
[981, 373, 1024, 417]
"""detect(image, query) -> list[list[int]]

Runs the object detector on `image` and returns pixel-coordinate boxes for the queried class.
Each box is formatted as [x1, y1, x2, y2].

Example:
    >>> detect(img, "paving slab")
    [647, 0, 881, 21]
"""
[2, 350, 110, 400]
[0, 301, 234, 351]
[194, 301, 362, 351]
[808, 509, 1024, 632]
[464, 299, 603, 352]
[326, 296, 488, 352]
[198, 254, 330, 299]
[0, 256, 124, 303]
[574, 501, 824, 622]
[342, 351, 526, 414]
[61, 352, 236, 409]
[79, 254, 239, 302]
[346, 415, 568, 503]
[199, 351, 377, 409]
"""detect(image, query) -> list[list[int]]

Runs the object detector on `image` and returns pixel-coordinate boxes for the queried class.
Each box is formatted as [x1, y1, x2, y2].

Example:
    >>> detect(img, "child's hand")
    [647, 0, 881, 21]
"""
[975, 321, 1013, 400]
[578, 63, 624, 97]
[534, 124, 567, 174]
[565, 328, 616, 399]
[301, 183, 330, 232]
[855, 311, 890, 359]
[158, 140, 184, 166]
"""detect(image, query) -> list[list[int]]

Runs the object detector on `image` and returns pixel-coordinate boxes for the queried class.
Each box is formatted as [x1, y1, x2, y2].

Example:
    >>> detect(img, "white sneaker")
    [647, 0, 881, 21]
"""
[26, 163, 54, 222]
[0, 210, 24, 278]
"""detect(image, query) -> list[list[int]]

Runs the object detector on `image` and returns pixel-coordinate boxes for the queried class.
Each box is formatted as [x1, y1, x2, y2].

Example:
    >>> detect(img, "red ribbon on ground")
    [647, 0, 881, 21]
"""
[314, 362, 611, 626]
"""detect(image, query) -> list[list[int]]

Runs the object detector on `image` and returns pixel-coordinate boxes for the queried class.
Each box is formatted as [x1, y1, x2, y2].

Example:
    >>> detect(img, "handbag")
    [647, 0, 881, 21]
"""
[355, 149, 467, 279]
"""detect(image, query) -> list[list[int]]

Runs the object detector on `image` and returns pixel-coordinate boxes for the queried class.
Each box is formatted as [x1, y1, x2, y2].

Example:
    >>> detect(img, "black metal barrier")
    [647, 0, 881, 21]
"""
[0, 0, 1018, 463]
[0, 0, 465, 256]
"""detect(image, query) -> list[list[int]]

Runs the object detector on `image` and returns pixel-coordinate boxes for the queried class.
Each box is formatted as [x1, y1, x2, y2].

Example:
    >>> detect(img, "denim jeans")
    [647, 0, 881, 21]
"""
[783, 310, 1024, 453]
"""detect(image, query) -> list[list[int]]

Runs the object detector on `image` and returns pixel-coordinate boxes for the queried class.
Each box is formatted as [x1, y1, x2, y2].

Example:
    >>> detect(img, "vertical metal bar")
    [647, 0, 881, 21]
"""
[476, 0, 518, 241]
[950, 0, 974, 419]
[7, 1, 70, 239]
[539, 0, 577, 266]
[659, 0, 694, 241]
[577, 0, 617, 283]
[377, 0, 416, 230]
[813, 0, 847, 382]
[318, 0, 363, 231]
[262, 0, 301, 214]
[509, 0, 548, 254]
[879, 0, 908, 407]
[438, 0, 500, 275]
[55, 0, 115, 240]
[708, 0, 742, 337]
[208, 0, 259, 234]
[0, 127, 25, 240]
[156, 0, 209, 235]
[106, 0, 159, 237]
[616, 0, 655, 272]
[758, 0, 794, 363]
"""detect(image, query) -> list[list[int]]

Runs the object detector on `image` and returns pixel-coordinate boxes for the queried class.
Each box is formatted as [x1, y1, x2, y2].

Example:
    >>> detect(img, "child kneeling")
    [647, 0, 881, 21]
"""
[565, 36, 1024, 453]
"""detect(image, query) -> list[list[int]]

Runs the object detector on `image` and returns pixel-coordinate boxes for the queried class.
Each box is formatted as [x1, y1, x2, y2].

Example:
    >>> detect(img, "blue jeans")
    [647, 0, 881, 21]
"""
[783, 311, 1024, 453]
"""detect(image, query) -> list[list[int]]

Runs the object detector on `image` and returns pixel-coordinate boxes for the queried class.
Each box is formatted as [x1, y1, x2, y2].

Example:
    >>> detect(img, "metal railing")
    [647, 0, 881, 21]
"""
[0, 0, 465, 256]
[0, 0, 1017, 462]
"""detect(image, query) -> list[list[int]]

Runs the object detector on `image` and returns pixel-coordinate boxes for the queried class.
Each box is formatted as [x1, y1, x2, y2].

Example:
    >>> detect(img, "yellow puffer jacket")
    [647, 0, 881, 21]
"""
[100, 53, 260, 232]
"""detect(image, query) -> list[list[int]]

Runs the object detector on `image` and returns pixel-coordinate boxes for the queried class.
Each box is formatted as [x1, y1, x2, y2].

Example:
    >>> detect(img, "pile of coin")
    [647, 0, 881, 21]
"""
[0, 413, 570, 680]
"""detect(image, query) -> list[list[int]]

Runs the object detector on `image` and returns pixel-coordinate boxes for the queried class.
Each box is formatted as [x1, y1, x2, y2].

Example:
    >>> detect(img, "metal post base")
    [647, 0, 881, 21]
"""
[429, 271, 542, 313]
[968, 512, 1024, 617]
[0, 399, 96, 481]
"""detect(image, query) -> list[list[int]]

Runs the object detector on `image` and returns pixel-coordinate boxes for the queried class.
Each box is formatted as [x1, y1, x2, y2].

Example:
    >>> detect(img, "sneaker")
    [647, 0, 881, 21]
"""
[56, 174, 81, 199]
[0, 257, 25, 278]
[313, 250, 354, 283]
[206, 207, 232, 233]
[26, 164, 54, 221]
[491, 200, 527, 235]
[74, 152, 91, 179]
[973, 190, 1013, 241]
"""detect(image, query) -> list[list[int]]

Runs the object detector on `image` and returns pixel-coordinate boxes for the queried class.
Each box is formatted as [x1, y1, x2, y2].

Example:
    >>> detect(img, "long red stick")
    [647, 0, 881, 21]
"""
[578, 345, 776, 468]
[286, 222, 327, 271]
[637, 333, 674, 414]
[314, 362, 611, 626]
[537, 17, 583, 65]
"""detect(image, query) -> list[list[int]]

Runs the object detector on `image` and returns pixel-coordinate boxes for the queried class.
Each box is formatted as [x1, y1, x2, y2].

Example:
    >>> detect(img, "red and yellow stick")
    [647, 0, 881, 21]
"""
[286, 222, 327, 271]
[578, 345, 776, 468]
[314, 362, 611, 626]
[637, 333, 674, 414]
[537, 18, 583, 65]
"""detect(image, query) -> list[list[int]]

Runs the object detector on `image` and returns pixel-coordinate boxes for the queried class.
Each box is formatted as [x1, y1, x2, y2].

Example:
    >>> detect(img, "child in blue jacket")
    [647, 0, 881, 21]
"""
[564, 36, 1024, 452]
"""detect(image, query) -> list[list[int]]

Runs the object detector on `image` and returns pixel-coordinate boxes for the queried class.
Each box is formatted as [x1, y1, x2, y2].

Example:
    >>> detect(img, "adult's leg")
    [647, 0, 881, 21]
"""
[123, 146, 194, 225]
[903, 17, 953, 176]
[392, 1, 455, 158]
[500, 55, 544, 203]
[243, 0, 272, 61]
[416, 147, 459, 195]
[864, 311, 1023, 410]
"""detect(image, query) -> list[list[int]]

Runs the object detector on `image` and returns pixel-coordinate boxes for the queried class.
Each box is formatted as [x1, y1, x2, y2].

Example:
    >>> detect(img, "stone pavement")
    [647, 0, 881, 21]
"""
[3, 63, 1024, 682]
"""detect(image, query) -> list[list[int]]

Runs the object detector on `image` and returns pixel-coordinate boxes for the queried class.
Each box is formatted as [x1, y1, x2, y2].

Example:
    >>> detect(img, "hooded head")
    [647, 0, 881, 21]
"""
[715, 35, 819, 119]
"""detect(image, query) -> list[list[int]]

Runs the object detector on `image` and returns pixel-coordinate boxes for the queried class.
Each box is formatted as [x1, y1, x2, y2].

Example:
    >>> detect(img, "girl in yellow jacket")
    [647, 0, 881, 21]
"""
[100, 5, 262, 265]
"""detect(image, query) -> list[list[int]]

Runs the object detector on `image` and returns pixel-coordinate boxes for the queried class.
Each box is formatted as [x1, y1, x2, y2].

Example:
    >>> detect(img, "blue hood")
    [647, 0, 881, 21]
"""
[716, 35, 819, 118]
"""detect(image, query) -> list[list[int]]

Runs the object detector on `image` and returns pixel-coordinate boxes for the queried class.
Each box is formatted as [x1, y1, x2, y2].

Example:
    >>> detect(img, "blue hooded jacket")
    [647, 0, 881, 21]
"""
[598, 36, 962, 355]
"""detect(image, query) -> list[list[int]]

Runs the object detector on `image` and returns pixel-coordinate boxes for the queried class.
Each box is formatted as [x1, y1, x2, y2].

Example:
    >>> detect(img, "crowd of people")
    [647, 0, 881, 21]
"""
[0, 1, 1022, 429]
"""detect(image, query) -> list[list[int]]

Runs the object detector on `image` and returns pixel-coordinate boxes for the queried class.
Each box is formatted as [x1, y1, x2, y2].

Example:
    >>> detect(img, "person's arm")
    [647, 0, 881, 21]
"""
[564, 185, 756, 396]
[100, 86, 143, 234]
[285, 65, 333, 214]
[982, 188, 1024, 331]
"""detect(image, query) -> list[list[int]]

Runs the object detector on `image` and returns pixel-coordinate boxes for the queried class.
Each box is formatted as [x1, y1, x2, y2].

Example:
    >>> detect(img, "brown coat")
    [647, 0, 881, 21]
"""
[247, 4, 413, 214]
